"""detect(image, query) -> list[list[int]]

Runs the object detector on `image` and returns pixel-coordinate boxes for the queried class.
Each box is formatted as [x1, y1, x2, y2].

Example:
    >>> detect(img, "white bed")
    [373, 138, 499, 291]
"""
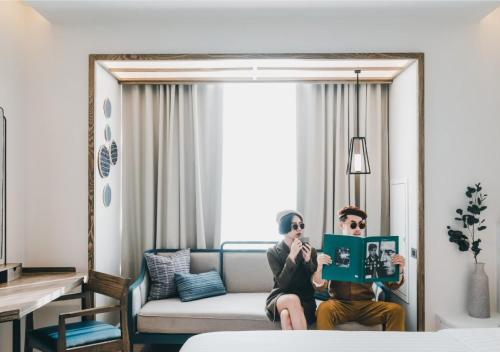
[180, 328, 500, 352]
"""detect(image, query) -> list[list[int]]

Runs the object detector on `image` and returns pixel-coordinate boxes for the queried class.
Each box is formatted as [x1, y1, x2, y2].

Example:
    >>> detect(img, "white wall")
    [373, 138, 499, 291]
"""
[0, 2, 28, 350]
[0, 4, 499, 345]
[94, 64, 122, 322]
[389, 62, 419, 331]
[0, 1, 27, 270]
[94, 64, 122, 278]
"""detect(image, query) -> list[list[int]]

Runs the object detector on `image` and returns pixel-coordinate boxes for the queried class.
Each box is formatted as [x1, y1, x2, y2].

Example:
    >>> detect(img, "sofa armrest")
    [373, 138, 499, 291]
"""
[128, 258, 150, 340]
[373, 281, 393, 302]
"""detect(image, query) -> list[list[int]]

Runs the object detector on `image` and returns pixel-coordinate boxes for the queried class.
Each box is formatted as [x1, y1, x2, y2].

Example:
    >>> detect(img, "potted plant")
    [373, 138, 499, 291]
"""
[447, 182, 489, 318]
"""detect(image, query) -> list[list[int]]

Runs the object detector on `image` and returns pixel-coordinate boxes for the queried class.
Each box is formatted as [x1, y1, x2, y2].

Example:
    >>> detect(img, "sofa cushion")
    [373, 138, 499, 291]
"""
[175, 271, 226, 302]
[137, 293, 280, 334]
[145, 249, 190, 300]
[137, 294, 381, 333]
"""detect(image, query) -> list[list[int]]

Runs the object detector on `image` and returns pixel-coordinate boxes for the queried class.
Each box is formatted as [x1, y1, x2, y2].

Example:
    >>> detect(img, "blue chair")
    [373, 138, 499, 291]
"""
[27, 270, 130, 352]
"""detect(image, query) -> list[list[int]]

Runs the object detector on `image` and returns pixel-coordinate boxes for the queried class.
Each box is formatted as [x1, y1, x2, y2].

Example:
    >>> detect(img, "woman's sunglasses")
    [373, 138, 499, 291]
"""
[350, 221, 366, 230]
[291, 222, 305, 231]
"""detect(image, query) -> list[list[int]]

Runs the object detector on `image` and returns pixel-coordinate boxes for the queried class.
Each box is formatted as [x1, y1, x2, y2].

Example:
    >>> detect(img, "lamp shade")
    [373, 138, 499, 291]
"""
[347, 136, 371, 174]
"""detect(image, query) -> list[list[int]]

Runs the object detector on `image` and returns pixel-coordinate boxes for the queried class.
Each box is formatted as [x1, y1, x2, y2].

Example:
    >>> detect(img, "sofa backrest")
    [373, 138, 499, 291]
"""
[190, 252, 221, 274]
[223, 251, 274, 293]
[143, 248, 274, 294]
[153, 250, 221, 274]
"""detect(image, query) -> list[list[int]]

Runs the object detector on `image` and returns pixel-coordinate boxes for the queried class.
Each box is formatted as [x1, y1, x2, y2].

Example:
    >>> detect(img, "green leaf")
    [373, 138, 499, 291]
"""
[471, 239, 482, 257]
[468, 205, 480, 215]
[478, 226, 487, 231]
[448, 229, 470, 251]
[467, 216, 476, 226]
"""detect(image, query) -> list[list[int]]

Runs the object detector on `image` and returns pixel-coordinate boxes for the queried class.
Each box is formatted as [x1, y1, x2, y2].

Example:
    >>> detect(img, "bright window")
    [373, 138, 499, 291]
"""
[220, 83, 297, 244]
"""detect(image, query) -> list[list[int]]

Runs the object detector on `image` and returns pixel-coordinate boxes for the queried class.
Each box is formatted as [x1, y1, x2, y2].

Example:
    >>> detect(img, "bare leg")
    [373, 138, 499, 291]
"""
[280, 309, 293, 330]
[276, 294, 307, 330]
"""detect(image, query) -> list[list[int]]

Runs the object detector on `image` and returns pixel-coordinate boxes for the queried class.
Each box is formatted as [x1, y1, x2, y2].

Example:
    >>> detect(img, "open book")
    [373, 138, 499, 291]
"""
[322, 234, 400, 283]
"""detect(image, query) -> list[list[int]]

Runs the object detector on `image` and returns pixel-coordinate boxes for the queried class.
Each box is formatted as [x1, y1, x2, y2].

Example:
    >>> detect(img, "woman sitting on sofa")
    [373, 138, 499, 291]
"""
[265, 210, 318, 330]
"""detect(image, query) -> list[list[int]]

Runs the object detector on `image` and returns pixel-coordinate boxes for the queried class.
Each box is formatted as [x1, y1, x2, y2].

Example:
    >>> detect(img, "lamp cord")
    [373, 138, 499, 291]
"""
[355, 69, 360, 137]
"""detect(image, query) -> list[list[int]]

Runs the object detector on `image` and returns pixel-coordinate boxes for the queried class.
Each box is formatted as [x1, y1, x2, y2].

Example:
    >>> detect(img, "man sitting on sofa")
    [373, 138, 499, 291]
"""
[312, 205, 406, 331]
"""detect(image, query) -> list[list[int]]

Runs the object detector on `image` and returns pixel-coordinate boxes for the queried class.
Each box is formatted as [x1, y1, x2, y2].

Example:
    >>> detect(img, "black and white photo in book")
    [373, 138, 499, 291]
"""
[379, 241, 397, 277]
[334, 247, 350, 268]
[364, 242, 381, 279]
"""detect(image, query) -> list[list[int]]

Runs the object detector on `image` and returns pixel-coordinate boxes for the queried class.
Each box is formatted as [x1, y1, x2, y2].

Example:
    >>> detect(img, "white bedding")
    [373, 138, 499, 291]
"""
[180, 328, 500, 352]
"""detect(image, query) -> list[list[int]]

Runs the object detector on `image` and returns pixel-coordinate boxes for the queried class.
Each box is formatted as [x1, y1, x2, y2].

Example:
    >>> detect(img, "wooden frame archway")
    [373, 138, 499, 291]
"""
[88, 53, 425, 330]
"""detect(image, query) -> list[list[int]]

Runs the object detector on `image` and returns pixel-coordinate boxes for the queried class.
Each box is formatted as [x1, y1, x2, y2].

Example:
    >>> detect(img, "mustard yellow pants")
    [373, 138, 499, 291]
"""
[316, 299, 405, 331]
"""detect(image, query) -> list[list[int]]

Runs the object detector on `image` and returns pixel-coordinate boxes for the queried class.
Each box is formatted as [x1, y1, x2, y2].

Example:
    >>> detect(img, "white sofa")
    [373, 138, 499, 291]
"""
[128, 247, 381, 347]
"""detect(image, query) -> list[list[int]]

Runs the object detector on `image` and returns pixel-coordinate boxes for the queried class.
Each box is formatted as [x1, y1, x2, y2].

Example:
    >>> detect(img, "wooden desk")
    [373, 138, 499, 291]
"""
[0, 271, 86, 352]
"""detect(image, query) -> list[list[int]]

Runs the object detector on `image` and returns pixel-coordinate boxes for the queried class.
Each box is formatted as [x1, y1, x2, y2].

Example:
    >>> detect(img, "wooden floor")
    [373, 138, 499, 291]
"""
[134, 344, 182, 352]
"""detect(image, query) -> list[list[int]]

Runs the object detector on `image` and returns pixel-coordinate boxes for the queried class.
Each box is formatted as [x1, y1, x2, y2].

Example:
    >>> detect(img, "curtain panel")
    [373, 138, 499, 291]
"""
[296, 84, 390, 248]
[121, 84, 223, 278]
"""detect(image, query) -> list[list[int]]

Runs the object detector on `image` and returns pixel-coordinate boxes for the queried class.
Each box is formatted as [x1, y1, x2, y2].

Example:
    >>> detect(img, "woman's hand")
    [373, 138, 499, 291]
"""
[301, 243, 312, 263]
[289, 238, 303, 263]
[317, 254, 332, 269]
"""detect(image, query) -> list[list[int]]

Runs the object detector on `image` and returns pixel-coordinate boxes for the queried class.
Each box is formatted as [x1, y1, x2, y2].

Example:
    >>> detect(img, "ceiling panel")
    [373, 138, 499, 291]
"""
[100, 58, 413, 82]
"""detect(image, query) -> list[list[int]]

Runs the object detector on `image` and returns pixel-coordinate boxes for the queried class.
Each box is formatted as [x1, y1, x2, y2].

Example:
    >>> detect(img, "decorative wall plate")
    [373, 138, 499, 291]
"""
[110, 140, 118, 165]
[103, 184, 112, 207]
[98, 145, 111, 178]
[103, 98, 112, 118]
[104, 124, 112, 141]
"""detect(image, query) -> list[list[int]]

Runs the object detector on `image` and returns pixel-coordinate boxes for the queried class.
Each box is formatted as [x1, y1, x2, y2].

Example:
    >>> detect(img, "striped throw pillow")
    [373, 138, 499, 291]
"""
[175, 270, 226, 302]
[144, 249, 190, 300]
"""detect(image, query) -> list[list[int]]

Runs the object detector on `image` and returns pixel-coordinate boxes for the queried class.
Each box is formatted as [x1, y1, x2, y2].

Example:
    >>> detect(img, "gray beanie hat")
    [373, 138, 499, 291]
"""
[276, 209, 303, 223]
[276, 209, 303, 235]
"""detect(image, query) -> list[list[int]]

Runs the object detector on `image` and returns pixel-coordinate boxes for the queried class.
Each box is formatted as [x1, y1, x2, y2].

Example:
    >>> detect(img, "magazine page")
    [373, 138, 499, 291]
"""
[363, 236, 399, 282]
[322, 234, 364, 283]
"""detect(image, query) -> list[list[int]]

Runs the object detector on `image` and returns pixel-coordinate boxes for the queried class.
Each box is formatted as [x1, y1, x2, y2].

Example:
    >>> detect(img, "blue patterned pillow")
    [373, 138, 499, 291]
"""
[144, 249, 190, 300]
[175, 270, 226, 302]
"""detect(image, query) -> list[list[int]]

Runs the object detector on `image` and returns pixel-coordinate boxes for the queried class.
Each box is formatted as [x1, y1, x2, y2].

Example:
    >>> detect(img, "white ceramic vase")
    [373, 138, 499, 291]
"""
[468, 262, 490, 318]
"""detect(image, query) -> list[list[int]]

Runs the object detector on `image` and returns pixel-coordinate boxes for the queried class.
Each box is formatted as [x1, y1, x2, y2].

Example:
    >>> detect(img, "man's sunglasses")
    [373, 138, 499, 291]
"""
[291, 223, 305, 231]
[350, 221, 366, 230]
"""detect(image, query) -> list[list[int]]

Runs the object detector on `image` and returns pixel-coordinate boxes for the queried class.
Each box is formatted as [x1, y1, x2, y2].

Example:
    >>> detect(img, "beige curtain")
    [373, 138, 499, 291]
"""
[296, 84, 389, 248]
[121, 84, 223, 278]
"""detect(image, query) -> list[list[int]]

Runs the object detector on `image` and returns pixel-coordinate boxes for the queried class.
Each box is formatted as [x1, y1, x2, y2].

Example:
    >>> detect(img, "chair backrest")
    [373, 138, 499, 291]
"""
[86, 270, 130, 300]
[86, 270, 131, 351]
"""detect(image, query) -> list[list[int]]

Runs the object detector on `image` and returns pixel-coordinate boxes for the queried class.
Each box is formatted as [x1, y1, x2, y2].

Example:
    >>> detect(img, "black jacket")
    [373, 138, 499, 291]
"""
[266, 240, 318, 306]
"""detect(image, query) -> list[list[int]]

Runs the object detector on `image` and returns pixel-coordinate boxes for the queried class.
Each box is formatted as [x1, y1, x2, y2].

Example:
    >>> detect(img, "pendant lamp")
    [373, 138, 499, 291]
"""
[347, 70, 371, 175]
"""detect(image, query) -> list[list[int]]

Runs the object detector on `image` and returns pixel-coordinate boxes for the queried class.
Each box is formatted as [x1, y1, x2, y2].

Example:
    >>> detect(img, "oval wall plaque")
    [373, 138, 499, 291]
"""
[98, 145, 111, 178]
[110, 140, 118, 165]
[103, 184, 112, 207]
[103, 98, 112, 118]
